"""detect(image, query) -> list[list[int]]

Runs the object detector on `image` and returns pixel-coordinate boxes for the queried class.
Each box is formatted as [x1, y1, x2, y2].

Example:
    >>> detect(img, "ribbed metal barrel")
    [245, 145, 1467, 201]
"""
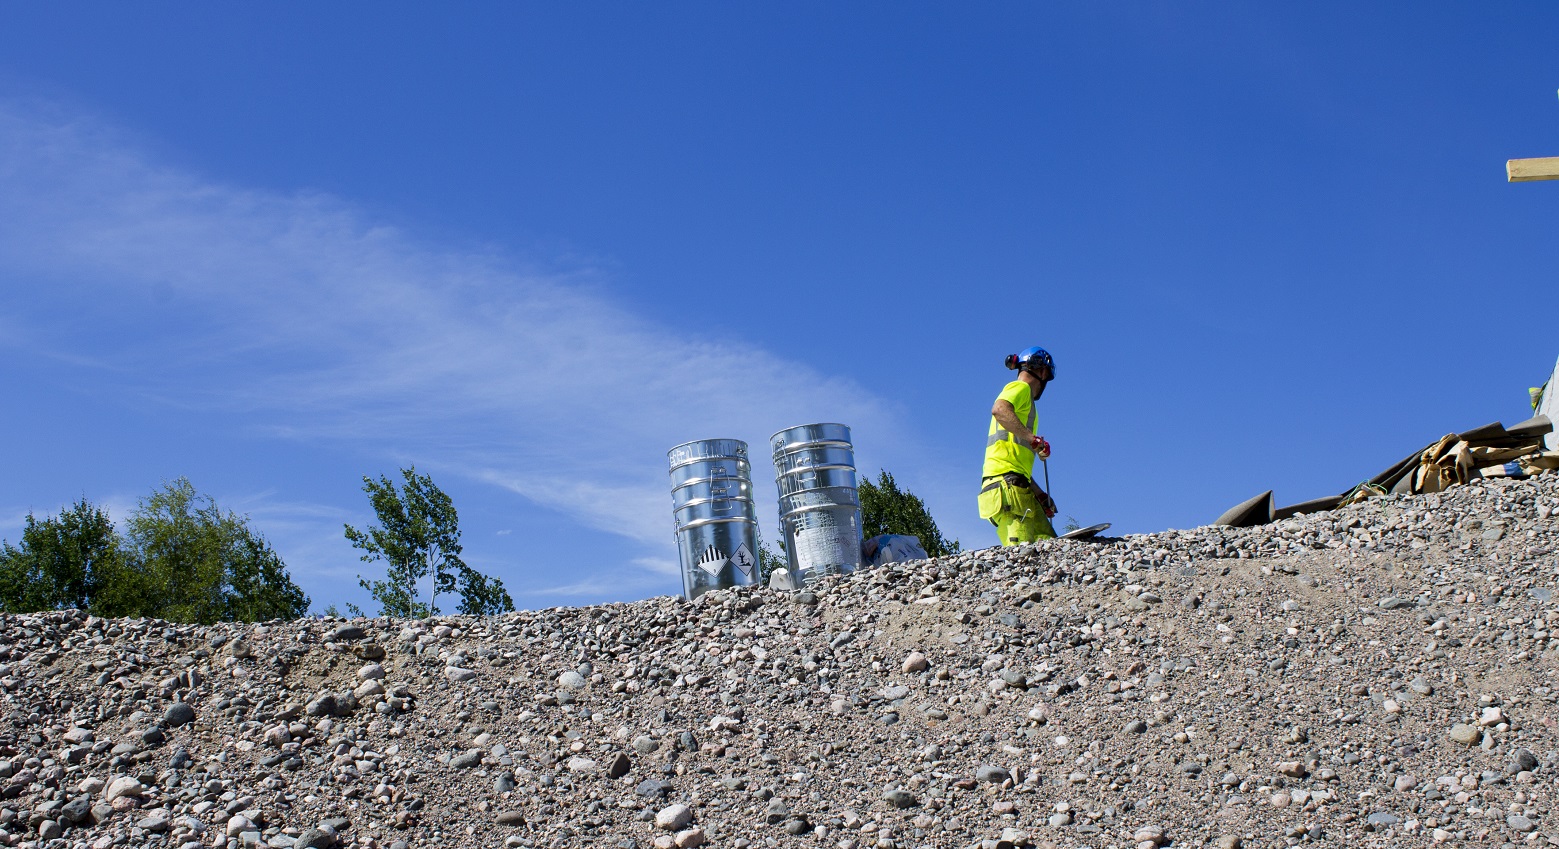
[770, 423, 864, 585]
[668, 438, 761, 600]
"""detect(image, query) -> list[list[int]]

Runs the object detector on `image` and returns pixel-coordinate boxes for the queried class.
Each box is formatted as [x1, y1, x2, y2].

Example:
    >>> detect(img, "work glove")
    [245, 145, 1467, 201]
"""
[1029, 435, 1051, 459]
[1043, 494, 1057, 519]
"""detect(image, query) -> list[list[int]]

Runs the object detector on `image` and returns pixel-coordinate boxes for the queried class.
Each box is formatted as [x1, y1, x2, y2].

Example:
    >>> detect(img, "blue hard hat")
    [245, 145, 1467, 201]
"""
[1006, 346, 1054, 377]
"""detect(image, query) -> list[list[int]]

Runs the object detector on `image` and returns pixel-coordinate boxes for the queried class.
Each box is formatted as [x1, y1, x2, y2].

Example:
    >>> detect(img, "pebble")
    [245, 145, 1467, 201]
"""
[882, 788, 918, 808]
[655, 804, 694, 831]
[1513, 748, 1539, 772]
[163, 701, 196, 727]
[976, 765, 1011, 784]
[1448, 723, 1482, 746]
[103, 776, 145, 802]
[1508, 814, 1536, 832]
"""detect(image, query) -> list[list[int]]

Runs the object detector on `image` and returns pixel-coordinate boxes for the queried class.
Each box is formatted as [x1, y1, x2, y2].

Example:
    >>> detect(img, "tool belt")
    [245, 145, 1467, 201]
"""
[981, 472, 1032, 493]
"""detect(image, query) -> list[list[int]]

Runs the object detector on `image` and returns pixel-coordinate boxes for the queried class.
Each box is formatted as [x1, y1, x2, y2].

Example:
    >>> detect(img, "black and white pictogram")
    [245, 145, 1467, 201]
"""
[729, 542, 755, 579]
[696, 545, 728, 576]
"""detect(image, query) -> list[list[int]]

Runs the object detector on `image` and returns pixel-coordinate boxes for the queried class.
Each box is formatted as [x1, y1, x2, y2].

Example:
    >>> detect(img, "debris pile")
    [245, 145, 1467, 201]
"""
[1, 475, 1558, 848]
[1216, 414, 1557, 527]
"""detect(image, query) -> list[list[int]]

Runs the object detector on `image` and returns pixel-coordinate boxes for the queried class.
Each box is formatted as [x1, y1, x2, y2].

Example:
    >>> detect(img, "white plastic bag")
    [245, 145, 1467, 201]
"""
[861, 534, 929, 567]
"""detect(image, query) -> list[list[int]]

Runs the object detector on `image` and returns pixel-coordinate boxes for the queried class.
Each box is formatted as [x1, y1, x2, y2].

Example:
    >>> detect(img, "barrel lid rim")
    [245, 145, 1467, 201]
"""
[667, 437, 749, 455]
[768, 423, 852, 441]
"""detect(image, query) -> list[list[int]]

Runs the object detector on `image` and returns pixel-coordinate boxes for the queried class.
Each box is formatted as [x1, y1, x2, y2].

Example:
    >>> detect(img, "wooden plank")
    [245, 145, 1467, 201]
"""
[1508, 156, 1559, 182]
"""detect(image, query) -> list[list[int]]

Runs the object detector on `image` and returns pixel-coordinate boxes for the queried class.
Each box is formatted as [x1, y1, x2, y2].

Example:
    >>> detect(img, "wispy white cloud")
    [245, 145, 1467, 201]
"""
[631, 556, 682, 578]
[0, 101, 938, 596]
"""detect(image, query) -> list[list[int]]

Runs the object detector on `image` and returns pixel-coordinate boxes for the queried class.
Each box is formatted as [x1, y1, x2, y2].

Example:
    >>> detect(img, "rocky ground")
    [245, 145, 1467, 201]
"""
[2, 475, 1558, 849]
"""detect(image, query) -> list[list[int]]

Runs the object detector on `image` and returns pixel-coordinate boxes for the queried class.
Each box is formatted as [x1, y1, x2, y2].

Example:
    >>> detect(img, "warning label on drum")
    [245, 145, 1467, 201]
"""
[793, 526, 853, 569]
[730, 543, 755, 578]
[696, 545, 728, 576]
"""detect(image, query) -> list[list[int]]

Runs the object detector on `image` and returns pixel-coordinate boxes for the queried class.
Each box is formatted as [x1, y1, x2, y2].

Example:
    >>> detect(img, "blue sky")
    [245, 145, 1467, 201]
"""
[1, 4, 1556, 612]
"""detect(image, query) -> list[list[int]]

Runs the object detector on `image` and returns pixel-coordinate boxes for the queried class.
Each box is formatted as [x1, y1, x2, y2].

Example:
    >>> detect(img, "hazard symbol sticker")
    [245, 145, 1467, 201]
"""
[696, 545, 728, 576]
[730, 542, 756, 579]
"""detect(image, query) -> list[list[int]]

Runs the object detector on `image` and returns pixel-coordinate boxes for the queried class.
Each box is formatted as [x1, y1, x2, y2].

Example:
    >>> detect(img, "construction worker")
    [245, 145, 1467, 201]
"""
[978, 346, 1057, 545]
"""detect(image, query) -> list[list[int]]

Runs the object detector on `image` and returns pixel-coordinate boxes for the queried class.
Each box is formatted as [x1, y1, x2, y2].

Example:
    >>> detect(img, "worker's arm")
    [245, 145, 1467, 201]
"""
[994, 400, 1055, 516]
[991, 400, 1033, 443]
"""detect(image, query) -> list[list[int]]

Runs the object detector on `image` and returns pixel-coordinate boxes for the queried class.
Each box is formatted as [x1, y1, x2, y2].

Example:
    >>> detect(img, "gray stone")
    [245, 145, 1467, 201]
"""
[557, 670, 587, 690]
[606, 752, 631, 779]
[103, 775, 145, 802]
[882, 788, 918, 808]
[655, 804, 693, 831]
[976, 765, 1011, 784]
[1366, 812, 1399, 826]
[1513, 748, 1539, 773]
[1448, 724, 1481, 746]
[1507, 814, 1536, 832]
[329, 625, 367, 642]
[163, 702, 196, 727]
[636, 779, 673, 798]
[294, 827, 334, 849]
[60, 796, 92, 824]
[451, 750, 484, 769]
[306, 695, 338, 717]
[764, 797, 789, 825]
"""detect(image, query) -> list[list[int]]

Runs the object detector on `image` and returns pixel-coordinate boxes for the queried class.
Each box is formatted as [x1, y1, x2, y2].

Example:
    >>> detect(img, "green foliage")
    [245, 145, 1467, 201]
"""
[1061, 515, 1082, 534]
[345, 467, 513, 618]
[121, 479, 310, 623]
[455, 566, 514, 617]
[0, 499, 127, 614]
[857, 470, 960, 558]
[0, 482, 309, 623]
[757, 531, 787, 579]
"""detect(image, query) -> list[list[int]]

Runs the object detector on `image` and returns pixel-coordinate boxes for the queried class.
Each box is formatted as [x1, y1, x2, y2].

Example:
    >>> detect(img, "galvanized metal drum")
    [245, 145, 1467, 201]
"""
[668, 438, 761, 600]
[775, 464, 857, 497]
[770, 423, 864, 584]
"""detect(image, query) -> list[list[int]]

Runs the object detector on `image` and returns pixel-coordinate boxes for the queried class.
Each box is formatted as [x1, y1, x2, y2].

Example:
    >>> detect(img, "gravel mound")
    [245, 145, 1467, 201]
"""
[3, 475, 1558, 849]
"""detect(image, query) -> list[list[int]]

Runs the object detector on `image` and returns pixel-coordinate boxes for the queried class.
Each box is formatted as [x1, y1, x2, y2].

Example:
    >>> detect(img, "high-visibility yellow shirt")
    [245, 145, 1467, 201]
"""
[983, 379, 1036, 479]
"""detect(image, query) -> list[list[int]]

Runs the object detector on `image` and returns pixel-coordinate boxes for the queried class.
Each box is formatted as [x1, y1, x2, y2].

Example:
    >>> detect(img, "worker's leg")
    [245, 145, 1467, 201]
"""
[993, 512, 1016, 546]
[1001, 485, 1055, 544]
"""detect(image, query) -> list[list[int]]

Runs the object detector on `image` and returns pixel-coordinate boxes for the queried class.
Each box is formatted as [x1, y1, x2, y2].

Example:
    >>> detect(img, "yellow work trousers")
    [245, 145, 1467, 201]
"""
[978, 476, 1055, 546]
